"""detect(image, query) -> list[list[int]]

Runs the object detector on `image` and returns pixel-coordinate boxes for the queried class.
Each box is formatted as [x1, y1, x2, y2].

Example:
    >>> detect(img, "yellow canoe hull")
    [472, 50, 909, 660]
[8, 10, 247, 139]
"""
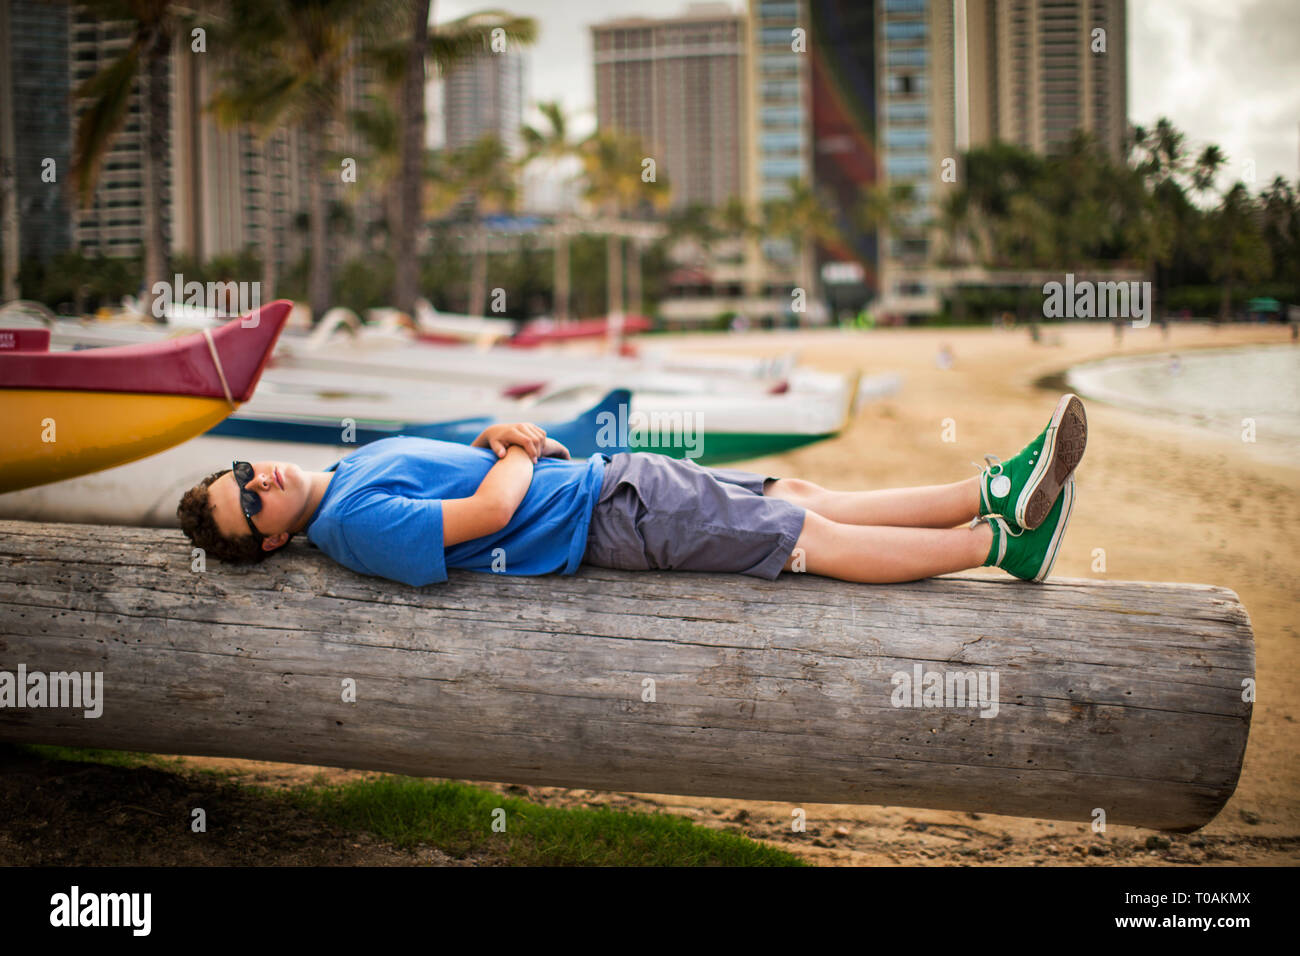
[0, 390, 238, 494]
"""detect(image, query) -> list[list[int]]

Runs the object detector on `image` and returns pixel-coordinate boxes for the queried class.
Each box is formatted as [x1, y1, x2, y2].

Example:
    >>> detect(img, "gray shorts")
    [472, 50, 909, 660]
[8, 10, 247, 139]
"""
[583, 452, 806, 580]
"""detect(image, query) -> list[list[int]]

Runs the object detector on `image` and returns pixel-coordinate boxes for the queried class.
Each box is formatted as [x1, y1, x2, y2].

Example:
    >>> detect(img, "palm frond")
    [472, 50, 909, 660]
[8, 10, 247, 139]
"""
[71, 42, 143, 207]
[429, 11, 538, 75]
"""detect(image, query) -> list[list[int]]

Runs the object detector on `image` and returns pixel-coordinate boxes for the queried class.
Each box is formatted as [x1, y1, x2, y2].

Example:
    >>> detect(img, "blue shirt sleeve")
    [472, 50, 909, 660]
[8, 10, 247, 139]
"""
[341, 491, 447, 587]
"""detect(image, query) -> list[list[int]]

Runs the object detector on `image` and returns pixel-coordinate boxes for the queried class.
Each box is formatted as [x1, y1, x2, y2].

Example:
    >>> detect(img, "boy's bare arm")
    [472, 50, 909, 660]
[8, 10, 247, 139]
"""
[470, 422, 570, 461]
[442, 445, 535, 547]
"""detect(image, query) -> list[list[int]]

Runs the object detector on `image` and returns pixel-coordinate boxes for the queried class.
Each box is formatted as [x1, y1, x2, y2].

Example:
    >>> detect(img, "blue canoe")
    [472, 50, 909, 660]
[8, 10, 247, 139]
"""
[206, 388, 634, 459]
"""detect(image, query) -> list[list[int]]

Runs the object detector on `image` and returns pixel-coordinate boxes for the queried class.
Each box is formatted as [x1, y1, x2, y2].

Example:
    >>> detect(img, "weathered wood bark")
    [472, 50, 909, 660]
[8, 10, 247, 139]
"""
[0, 521, 1253, 831]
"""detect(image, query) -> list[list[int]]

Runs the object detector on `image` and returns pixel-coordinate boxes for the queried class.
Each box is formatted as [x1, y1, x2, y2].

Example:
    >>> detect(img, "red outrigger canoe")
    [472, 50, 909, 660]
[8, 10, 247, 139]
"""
[0, 300, 292, 493]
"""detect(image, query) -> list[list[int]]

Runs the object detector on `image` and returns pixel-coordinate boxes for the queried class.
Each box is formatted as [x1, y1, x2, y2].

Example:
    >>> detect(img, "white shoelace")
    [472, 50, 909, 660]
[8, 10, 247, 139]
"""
[971, 453, 1003, 477]
[967, 455, 1024, 538]
[968, 453, 1029, 536]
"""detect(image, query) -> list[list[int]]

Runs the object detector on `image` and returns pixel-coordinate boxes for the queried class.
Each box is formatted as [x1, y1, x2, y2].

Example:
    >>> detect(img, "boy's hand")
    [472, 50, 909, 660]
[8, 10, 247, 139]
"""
[474, 422, 547, 462]
[540, 438, 570, 460]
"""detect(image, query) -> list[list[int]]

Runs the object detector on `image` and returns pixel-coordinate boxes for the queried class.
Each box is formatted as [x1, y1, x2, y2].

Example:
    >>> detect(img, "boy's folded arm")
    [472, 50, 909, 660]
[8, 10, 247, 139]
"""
[442, 444, 535, 547]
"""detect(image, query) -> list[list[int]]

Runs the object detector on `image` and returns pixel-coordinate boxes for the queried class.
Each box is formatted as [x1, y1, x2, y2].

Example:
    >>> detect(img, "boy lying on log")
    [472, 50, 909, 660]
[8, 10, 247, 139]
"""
[177, 395, 1088, 586]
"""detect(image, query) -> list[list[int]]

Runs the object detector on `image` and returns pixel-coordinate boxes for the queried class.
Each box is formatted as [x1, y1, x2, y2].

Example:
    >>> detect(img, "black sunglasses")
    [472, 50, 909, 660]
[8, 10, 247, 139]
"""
[231, 460, 265, 541]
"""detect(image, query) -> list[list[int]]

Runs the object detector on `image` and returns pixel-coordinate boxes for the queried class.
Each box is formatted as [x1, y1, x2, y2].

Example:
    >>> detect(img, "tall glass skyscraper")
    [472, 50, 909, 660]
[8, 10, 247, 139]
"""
[7, 0, 72, 264]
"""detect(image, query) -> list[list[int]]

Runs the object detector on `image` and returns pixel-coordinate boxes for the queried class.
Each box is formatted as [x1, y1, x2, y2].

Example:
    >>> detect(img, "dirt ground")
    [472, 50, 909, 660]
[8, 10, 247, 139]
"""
[0, 745, 478, 867]
[3, 320, 1296, 866]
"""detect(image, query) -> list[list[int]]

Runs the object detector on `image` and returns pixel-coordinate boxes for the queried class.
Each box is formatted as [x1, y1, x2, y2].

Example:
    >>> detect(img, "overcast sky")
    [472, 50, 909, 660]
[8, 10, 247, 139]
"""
[433, 0, 1300, 190]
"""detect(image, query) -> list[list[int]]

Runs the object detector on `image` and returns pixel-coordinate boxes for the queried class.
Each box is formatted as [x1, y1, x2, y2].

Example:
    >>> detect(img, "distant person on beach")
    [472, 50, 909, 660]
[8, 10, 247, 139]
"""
[177, 396, 1088, 587]
[936, 344, 954, 369]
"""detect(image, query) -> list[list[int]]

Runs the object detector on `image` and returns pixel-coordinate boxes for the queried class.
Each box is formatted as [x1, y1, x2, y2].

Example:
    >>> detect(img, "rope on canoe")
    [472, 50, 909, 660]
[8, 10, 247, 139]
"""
[202, 327, 236, 410]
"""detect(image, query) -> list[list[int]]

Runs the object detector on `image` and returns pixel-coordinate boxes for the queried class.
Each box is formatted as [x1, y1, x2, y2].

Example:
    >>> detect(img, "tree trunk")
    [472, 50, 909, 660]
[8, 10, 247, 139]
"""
[742, 232, 761, 312]
[0, 520, 1255, 833]
[0, 0, 18, 301]
[142, 27, 172, 322]
[259, 133, 278, 300]
[626, 237, 641, 318]
[469, 223, 488, 316]
[606, 230, 622, 351]
[554, 220, 569, 323]
[798, 238, 813, 327]
[394, 0, 431, 316]
[306, 120, 330, 324]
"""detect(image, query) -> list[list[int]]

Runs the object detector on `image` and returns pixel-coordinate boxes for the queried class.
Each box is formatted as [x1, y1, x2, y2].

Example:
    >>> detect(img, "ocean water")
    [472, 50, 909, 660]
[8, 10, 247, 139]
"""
[1066, 345, 1300, 462]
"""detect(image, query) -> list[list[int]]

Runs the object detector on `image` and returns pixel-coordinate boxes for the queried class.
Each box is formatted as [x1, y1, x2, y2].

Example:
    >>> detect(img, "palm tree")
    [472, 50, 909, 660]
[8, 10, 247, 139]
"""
[935, 186, 988, 268]
[761, 178, 838, 325]
[1209, 182, 1271, 321]
[665, 202, 720, 262]
[0, 0, 17, 301]
[859, 181, 920, 271]
[69, 1, 196, 318]
[521, 100, 582, 323]
[375, 5, 537, 315]
[1128, 119, 1227, 321]
[1126, 121, 1182, 320]
[580, 128, 669, 329]
[450, 135, 517, 317]
[1259, 176, 1300, 303]
[390, 0, 432, 319]
[1190, 144, 1227, 207]
[347, 93, 402, 248]
[715, 194, 762, 307]
[209, 0, 405, 323]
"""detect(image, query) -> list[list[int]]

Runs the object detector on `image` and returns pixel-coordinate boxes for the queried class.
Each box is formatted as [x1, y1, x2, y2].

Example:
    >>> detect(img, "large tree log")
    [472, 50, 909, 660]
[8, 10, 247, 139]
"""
[0, 520, 1253, 831]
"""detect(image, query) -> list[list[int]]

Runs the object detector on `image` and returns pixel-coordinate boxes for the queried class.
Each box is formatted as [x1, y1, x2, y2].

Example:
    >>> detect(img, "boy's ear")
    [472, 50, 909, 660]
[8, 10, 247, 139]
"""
[262, 531, 292, 552]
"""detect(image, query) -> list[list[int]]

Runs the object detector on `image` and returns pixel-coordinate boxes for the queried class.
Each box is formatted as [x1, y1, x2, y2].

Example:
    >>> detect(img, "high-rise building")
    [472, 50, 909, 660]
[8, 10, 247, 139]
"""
[968, 0, 1127, 159]
[443, 46, 526, 158]
[748, 0, 812, 204]
[806, 0, 881, 311]
[592, 4, 747, 210]
[169, 39, 263, 263]
[871, 0, 957, 316]
[871, 0, 1129, 319]
[4, 0, 72, 266]
[171, 36, 384, 278]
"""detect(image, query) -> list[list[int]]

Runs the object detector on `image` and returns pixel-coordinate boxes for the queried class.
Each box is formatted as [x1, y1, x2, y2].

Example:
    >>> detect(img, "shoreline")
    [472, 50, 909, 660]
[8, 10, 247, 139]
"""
[1061, 343, 1300, 468]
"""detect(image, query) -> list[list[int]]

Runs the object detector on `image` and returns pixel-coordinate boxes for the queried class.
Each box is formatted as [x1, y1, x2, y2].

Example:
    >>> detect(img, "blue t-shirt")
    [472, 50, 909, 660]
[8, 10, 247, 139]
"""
[304, 436, 607, 587]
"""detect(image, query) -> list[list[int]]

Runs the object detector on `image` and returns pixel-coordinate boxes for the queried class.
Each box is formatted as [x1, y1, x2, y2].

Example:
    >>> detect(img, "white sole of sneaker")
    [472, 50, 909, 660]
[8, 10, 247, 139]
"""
[1016, 393, 1088, 530]
[1033, 475, 1075, 582]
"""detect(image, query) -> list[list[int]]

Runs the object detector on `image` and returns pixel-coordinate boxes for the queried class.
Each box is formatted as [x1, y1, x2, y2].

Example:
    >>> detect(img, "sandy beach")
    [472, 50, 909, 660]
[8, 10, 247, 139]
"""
[147, 320, 1297, 867]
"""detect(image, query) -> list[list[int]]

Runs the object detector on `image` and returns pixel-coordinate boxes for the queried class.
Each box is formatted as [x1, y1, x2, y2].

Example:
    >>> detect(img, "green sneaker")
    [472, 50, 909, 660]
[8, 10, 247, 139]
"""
[975, 393, 1087, 531]
[977, 475, 1075, 582]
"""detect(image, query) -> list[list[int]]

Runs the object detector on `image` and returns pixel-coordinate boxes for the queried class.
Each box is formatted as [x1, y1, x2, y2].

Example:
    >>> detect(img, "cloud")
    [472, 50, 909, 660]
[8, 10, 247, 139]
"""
[1130, 0, 1299, 191]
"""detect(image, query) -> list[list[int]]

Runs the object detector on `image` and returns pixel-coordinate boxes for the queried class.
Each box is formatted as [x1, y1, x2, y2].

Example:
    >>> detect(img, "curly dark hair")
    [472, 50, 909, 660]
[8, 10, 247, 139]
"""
[176, 468, 286, 565]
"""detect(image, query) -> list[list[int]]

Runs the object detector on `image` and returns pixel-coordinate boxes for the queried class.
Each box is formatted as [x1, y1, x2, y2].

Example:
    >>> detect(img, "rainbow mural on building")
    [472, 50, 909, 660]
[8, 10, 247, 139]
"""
[808, 0, 881, 295]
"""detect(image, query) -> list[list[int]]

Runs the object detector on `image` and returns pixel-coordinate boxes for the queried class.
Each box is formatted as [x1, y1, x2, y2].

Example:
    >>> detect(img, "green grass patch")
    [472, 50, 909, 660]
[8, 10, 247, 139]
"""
[15, 743, 189, 773]
[278, 775, 807, 866]
[9, 744, 808, 866]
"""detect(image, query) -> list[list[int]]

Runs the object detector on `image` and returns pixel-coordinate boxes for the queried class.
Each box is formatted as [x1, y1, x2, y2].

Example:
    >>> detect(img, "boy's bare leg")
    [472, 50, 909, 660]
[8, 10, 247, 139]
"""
[781, 509, 993, 583]
[764, 476, 980, 529]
